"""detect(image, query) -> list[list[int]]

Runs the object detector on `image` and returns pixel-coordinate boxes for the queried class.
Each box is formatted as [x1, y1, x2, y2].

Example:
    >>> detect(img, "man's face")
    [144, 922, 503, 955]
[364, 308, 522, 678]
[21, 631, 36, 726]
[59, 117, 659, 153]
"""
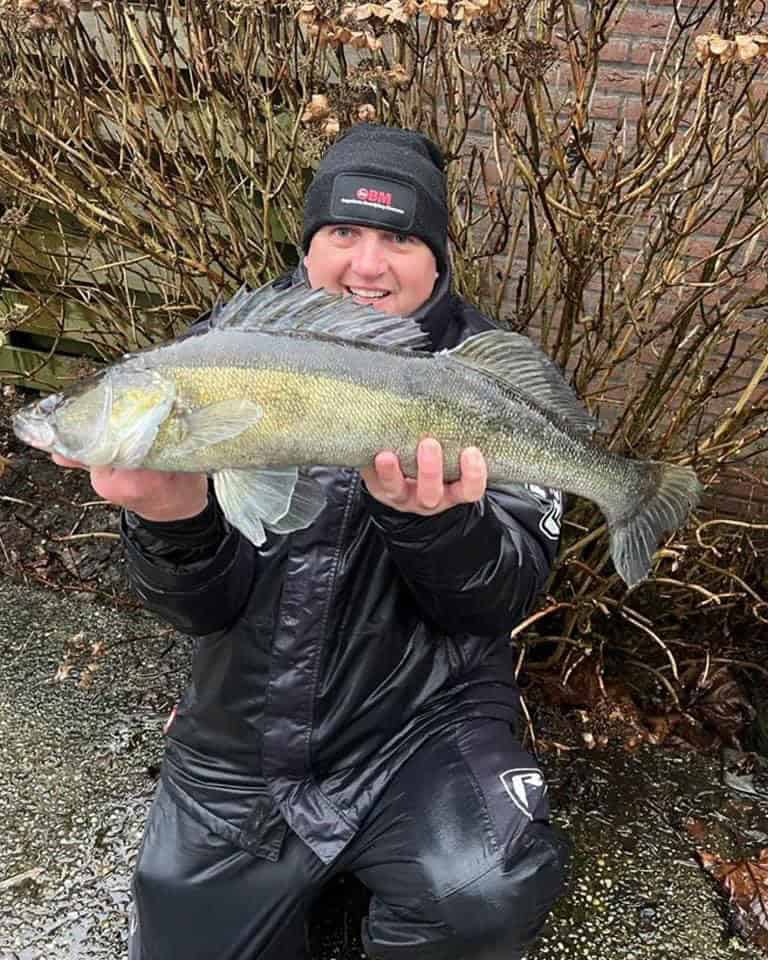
[304, 224, 439, 317]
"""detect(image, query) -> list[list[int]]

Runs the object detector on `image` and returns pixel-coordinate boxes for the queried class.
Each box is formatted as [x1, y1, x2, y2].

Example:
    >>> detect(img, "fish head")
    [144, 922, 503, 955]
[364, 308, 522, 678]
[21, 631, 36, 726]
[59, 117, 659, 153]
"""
[13, 362, 176, 468]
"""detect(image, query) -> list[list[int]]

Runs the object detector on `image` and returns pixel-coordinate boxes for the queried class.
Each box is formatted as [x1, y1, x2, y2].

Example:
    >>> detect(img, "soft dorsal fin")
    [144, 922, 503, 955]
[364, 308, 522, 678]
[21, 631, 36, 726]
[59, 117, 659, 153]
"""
[447, 330, 599, 438]
[209, 282, 430, 350]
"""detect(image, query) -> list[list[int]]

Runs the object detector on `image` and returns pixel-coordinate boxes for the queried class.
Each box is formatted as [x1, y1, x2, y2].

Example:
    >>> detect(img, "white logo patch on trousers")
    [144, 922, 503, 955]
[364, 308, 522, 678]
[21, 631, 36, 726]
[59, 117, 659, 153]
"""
[499, 768, 547, 820]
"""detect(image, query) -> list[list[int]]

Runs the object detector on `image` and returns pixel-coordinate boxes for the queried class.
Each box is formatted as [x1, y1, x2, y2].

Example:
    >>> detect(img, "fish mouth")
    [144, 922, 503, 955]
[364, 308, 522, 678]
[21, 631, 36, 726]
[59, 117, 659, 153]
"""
[12, 407, 57, 452]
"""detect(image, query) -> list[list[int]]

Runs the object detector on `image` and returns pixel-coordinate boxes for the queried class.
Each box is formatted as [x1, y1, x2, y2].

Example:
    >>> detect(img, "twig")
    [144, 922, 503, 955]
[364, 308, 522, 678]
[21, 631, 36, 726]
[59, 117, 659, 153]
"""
[0, 495, 35, 507]
[0, 866, 44, 892]
[49, 531, 120, 542]
[509, 602, 576, 641]
[624, 657, 682, 707]
[618, 607, 680, 681]
[518, 691, 538, 755]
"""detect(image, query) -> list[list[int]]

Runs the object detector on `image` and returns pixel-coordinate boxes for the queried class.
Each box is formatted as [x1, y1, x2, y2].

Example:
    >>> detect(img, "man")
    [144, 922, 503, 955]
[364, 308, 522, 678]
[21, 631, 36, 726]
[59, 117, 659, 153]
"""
[54, 124, 569, 959]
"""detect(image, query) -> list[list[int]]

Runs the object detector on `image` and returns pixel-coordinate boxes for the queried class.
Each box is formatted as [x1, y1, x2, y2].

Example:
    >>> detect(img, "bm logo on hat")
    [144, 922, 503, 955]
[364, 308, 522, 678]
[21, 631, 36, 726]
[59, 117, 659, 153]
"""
[332, 173, 416, 230]
[356, 186, 392, 206]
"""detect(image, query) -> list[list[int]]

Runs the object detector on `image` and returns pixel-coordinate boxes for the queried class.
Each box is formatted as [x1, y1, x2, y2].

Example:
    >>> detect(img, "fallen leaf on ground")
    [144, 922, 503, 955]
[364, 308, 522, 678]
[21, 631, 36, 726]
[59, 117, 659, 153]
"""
[699, 847, 768, 950]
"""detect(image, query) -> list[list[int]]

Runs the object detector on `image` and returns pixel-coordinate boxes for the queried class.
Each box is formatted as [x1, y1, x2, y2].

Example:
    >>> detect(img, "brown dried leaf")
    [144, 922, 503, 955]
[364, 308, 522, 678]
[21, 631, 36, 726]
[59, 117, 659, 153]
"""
[385, 63, 410, 87]
[454, 0, 482, 20]
[713, 36, 737, 63]
[53, 661, 72, 683]
[708, 35, 731, 55]
[330, 25, 353, 43]
[383, 0, 409, 22]
[422, 0, 450, 18]
[735, 35, 760, 62]
[297, 2, 318, 23]
[699, 848, 768, 949]
[344, 29, 380, 49]
[682, 664, 754, 746]
[694, 35, 712, 62]
[683, 817, 709, 843]
[532, 659, 656, 751]
[79, 663, 99, 689]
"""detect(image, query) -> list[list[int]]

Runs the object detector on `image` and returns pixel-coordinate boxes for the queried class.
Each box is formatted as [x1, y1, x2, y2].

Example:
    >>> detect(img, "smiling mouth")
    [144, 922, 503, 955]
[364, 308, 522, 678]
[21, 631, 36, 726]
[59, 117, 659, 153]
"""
[346, 287, 390, 301]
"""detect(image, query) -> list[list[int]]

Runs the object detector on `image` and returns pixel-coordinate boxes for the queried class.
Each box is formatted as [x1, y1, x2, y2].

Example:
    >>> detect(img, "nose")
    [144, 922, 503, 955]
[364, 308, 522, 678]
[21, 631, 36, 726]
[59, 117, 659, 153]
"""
[349, 233, 386, 279]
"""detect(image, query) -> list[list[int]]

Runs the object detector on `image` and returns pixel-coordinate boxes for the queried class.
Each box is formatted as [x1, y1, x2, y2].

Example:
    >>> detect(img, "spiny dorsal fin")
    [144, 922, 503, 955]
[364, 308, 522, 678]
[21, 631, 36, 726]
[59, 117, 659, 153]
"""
[209, 282, 430, 350]
[447, 330, 599, 439]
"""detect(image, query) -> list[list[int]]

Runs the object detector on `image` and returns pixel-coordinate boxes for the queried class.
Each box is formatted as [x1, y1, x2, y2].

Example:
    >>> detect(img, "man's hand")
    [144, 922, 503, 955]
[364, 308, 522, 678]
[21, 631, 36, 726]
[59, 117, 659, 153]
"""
[361, 438, 487, 516]
[51, 454, 209, 522]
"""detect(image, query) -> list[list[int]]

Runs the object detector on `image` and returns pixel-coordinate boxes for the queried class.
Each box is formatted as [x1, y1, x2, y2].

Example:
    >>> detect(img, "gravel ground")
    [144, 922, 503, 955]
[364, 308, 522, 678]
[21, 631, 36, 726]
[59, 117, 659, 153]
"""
[0, 579, 188, 959]
[0, 577, 766, 960]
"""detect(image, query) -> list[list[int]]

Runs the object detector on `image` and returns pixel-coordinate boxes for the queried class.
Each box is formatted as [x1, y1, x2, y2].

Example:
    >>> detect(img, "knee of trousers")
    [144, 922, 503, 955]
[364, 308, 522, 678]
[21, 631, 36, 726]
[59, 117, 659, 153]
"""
[433, 822, 570, 953]
[133, 853, 177, 904]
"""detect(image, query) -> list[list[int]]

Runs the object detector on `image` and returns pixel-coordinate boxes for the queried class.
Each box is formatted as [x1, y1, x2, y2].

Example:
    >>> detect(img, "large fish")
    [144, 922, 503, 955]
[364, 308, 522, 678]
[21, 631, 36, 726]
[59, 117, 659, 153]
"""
[13, 282, 701, 587]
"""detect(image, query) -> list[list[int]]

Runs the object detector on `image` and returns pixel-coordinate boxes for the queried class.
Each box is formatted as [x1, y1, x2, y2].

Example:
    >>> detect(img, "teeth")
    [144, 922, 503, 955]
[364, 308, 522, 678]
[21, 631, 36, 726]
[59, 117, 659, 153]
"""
[348, 288, 388, 299]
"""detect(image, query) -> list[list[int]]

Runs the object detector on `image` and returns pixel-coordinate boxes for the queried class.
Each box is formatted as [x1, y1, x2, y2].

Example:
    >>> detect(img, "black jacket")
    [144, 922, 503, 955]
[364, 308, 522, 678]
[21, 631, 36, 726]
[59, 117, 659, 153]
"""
[121, 274, 562, 863]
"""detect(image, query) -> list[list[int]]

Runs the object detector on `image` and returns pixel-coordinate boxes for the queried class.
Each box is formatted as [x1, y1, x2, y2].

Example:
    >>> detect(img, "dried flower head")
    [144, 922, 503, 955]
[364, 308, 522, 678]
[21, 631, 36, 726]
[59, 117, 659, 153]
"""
[695, 32, 768, 64]
[385, 62, 410, 87]
[322, 116, 341, 136]
[17, 0, 78, 31]
[513, 38, 559, 79]
[357, 102, 377, 121]
[352, 0, 410, 23]
[454, 0, 501, 21]
[422, 0, 449, 18]
[302, 94, 332, 123]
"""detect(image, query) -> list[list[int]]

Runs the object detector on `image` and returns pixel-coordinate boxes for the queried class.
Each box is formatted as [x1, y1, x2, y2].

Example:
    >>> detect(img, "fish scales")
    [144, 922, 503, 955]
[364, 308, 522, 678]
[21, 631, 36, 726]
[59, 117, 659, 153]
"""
[142, 329, 517, 478]
[12, 283, 701, 586]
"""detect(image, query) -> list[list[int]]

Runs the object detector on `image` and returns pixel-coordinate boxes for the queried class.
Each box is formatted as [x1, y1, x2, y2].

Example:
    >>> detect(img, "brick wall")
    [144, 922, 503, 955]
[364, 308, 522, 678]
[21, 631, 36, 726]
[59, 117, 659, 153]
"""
[505, 1, 768, 520]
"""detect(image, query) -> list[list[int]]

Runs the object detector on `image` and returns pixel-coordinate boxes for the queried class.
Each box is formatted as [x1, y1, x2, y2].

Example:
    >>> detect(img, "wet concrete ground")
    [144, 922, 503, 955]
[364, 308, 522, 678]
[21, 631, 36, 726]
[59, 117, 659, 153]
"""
[0, 577, 764, 960]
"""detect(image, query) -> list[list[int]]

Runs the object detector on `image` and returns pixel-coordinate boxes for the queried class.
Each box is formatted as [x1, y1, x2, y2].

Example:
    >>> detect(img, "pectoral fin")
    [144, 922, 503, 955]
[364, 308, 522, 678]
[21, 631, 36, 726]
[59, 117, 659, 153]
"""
[174, 399, 263, 456]
[213, 467, 326, 545]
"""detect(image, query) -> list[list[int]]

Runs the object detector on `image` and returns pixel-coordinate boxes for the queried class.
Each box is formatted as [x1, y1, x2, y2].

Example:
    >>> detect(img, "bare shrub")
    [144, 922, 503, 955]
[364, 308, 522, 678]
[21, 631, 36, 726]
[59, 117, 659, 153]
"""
[0, 0, 765, 686]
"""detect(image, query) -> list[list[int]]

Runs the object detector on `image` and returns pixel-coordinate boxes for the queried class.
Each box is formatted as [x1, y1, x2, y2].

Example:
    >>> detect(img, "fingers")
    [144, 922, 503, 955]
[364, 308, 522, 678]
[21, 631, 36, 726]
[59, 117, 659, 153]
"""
[369, 450, 409, 504]
[454, 446, 487, 504]
[362, 441, 487, 515]
[51, 453, 87, 469]
[49, 455, 209, 521]
[415, 438, 444, 510]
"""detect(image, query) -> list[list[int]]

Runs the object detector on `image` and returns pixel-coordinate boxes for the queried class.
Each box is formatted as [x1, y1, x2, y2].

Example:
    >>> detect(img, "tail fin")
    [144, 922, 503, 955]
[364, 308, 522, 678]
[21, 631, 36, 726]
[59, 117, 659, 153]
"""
[609, 463, 702, 587]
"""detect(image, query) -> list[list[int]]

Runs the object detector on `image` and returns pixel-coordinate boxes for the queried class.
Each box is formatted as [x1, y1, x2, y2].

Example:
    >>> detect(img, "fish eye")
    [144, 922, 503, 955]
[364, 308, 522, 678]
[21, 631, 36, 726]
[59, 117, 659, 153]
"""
[39, 394, 61, 414]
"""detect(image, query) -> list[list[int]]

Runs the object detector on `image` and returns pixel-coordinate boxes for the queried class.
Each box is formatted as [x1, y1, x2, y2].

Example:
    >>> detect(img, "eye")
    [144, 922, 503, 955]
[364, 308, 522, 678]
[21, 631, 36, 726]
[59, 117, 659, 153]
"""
[390, 233, 412, 245]
[331, 225, 356, 240]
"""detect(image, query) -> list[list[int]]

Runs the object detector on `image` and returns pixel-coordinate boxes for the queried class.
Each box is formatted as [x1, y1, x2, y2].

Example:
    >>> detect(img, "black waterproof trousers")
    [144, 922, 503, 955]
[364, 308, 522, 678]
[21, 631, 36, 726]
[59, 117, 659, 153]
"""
[128, 717, 569, 960]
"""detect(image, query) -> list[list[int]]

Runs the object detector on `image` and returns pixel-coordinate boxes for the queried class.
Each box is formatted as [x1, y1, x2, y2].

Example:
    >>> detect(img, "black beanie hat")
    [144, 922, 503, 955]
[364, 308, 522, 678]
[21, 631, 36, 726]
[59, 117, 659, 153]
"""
[302, 124, 449, 273]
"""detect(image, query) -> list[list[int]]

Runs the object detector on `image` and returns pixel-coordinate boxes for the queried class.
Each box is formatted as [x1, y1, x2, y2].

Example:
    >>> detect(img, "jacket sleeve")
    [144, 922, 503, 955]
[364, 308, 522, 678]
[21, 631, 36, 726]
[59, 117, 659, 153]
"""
[120, 492, 258, 636]
[362, 483, 563, 635]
